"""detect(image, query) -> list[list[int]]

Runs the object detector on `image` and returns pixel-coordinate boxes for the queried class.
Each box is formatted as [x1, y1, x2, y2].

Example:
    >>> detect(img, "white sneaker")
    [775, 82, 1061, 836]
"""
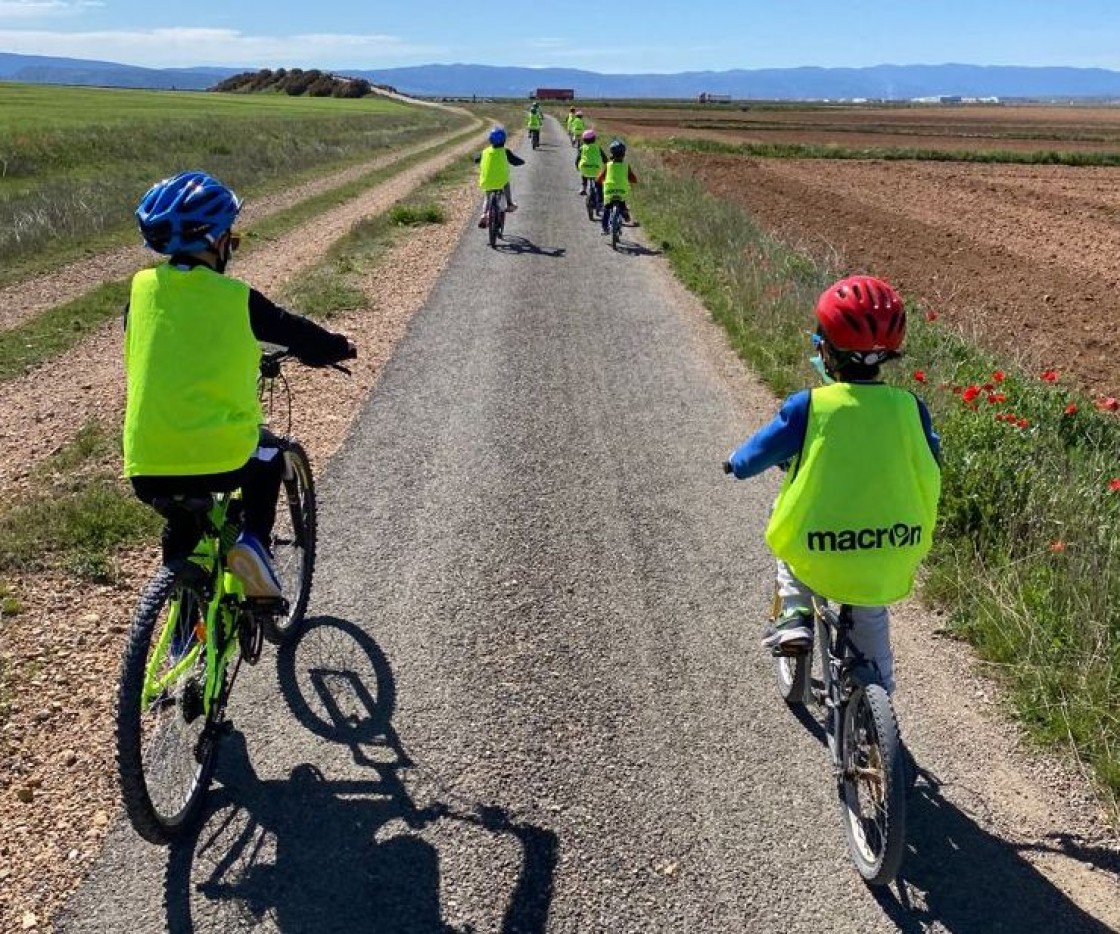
[227, 532, 283, 598]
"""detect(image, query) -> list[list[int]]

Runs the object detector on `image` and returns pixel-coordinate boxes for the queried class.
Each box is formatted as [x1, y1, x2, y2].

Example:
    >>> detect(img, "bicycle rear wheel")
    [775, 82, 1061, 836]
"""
[610, 206, 622, 249]
[839, 681, 906, 885]
[264, 440, 317, 644]
[116, 563, 218, 844]
[774, 652, 811, 706]
[488, 203, 500, 247]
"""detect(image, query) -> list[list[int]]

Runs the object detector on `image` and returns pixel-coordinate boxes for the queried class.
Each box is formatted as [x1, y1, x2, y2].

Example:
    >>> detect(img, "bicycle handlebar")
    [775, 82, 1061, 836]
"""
[260, 348, 355, 379]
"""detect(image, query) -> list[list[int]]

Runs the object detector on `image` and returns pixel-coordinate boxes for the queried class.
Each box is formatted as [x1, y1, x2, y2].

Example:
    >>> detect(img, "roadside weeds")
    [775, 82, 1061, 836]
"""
[630, 152, 1120, 815]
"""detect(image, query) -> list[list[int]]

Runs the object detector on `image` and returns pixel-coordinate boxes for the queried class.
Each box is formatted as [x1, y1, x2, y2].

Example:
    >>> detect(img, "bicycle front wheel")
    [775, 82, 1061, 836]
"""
[116, 564, 217, 844]
[839, 681, 906, 885]
[264, 439, 317, 645]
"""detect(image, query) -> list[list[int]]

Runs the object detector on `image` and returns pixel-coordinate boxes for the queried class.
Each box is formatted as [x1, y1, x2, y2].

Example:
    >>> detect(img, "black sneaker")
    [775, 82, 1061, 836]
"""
[762, 608, 813, 656]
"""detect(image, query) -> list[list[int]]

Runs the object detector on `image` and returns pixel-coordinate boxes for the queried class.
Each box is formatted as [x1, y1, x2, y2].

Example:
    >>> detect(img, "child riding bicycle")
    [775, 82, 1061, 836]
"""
[576, 128, 607, 198]
[474, 126, 525, 227]
[569, 110, 586, 146]
[526, 104, 543, 145]
[723, 276, 941, 693]
[126, 170, 355, 598]
[598, 139, 638, 235]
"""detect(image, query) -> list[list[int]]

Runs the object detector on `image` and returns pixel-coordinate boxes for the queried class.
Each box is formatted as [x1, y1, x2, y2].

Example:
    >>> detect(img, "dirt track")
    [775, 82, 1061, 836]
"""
[0, 129, 485, 508]
[657, 150, 1120, 397]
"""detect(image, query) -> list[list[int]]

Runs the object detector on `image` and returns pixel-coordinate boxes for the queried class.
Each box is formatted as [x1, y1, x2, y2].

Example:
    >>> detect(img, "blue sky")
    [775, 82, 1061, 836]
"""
[2, 0, 1120, 73]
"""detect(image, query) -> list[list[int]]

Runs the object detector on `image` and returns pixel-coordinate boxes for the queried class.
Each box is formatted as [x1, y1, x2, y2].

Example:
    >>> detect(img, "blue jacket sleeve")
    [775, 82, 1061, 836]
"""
[915, 396, 941, 463]
[727, 391, 810, 479]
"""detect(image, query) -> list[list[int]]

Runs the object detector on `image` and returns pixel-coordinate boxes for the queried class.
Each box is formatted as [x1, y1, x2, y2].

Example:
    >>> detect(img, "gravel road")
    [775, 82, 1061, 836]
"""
[57, 117, 1119, 933]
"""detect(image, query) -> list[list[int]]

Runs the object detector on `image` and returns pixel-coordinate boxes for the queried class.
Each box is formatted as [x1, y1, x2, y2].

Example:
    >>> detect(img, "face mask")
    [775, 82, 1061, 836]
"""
[807, 332, 834, 384]
[809, 353, 835, 385]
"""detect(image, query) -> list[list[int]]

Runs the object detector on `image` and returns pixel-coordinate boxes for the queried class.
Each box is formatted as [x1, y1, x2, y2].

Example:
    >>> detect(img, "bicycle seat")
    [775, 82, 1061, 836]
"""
[150, 495, 214, 517]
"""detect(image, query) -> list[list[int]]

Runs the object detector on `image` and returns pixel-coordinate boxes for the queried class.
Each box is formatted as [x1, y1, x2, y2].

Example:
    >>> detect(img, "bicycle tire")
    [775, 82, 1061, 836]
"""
[116, 564, 218, 844]
[774, 651, 811, 706]
[585, 190, 595, 222]
[839, 681, 906, 885]
[488, 204, 499, 248]
[263, 440, 317, 645]
[610, 208, 621, 250]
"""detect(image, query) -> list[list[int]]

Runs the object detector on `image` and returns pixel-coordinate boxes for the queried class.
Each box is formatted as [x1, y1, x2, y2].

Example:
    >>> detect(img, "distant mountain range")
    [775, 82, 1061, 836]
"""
[0, 53, 234, 89]
[5, 52, 1120, 100]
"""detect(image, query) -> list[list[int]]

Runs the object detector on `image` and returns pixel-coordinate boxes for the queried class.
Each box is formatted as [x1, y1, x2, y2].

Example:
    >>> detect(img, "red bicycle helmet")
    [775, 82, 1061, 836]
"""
[814, 275, 905, 362]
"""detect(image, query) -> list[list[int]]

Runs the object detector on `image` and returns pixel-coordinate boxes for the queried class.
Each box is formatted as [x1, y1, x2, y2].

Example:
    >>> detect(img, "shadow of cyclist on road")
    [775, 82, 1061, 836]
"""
[495, 235, 565, 258]
[782, 702, 1117, 932]
[612, 239, 662, 258]
[164, 616, 558, 933]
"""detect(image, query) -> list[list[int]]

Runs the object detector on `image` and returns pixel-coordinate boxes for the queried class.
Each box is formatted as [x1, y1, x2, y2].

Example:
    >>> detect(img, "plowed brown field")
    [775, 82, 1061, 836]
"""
[608, 104, 1120, 152]
[606, 105, 1120, 397]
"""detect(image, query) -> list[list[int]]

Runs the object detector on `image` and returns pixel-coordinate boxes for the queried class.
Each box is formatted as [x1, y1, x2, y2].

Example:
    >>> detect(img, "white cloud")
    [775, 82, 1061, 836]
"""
[0, 27, 444, 67]
[0, 1, 101, 18]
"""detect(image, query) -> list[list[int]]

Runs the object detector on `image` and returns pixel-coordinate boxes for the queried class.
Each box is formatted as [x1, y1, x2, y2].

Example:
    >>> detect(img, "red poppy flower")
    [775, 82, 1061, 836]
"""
[987, 392, 1007, 404]
[1017, 418, 1030, 429]
[913, 370, 926, 382]
[962, 385, 981, 403]
[1050, 540, 1066, 553]
[993, 371, 1006, 383]
[1098, 397, 1120, 412]
[1064, 403, 1077, 415]
[925, 309, 939, 322]
[1041, 369, 1060, 383]
[1110, 478, 1120, 493]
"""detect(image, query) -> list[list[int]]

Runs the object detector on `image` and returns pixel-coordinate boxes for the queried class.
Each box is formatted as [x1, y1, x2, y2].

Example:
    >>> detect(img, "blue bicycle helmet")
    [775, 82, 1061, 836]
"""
[488, 126, 507, 146]
[608, 138, 627, 159]
[136, 170, 242, 255]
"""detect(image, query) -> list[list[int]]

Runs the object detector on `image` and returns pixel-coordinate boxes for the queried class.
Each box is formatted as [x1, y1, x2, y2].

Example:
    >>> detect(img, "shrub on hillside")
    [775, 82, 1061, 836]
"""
[209, 67, 378, 99]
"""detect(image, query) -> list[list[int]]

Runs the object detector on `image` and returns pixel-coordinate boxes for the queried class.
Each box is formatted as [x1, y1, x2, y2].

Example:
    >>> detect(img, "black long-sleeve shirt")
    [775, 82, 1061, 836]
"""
[471, 147, 526, 167]
[123, 258, 351, 367]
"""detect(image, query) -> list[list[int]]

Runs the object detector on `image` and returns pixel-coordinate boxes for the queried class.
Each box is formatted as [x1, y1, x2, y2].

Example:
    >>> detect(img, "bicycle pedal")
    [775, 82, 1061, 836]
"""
[770, 644, 810, 658]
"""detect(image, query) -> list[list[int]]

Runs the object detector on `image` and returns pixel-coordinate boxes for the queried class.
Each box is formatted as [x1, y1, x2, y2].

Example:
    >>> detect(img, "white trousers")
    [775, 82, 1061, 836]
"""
[776, 559, 895, 694]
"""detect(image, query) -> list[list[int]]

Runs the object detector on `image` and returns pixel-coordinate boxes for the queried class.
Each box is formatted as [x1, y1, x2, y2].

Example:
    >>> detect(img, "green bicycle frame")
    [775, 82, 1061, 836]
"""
[140, 494, 246, 716]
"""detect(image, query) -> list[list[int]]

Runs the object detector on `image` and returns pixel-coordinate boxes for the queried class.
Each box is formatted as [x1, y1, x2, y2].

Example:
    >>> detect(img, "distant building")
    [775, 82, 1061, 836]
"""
[533, 88, 575, 101]
[698, 92, 732, 103]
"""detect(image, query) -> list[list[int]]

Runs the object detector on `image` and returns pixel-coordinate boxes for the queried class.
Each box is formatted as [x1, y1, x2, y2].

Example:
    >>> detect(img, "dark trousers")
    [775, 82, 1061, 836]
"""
[132, 445, 284, 564]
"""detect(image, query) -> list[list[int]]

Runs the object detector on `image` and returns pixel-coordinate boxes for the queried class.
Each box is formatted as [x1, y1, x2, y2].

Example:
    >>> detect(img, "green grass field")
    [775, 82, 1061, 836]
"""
[0, 83, 469, 281]
[0, 82, 404, 130]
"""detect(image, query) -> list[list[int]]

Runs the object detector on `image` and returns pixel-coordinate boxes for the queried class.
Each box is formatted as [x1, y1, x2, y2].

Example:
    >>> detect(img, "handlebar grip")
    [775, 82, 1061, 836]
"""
[722, 460, 733, 475]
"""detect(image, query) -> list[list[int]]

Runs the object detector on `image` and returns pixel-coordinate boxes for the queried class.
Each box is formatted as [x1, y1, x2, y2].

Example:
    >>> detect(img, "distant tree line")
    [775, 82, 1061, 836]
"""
[211, 68, 397, 98]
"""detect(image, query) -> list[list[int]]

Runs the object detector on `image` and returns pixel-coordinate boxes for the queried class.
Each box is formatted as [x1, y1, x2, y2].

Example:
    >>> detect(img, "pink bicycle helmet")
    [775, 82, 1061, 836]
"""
[581, 129, 597, 142]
